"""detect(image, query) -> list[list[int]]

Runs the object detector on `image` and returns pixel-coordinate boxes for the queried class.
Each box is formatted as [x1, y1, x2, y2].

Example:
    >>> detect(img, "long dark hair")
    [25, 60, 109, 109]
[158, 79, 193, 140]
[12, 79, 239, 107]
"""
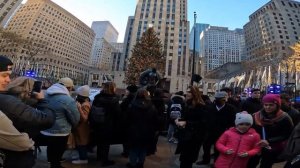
[187, 86, 205, 107]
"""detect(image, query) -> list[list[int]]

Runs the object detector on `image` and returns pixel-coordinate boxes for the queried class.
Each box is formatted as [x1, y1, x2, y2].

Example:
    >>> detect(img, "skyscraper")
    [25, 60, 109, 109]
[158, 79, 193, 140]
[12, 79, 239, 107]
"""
[5, 0, 95, 85]
[189, 23, 210, 53]
[244, 0, 300, 66]
[0, 0, 22, 27]
[125, 0, 190, 92]
[90, 21, 118, 70]
[200, 26, 245, 76]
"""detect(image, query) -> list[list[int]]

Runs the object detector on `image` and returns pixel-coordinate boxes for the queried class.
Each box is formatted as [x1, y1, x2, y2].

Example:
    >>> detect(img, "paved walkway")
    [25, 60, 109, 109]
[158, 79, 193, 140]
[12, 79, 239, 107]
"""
[33, 136, 285, 168]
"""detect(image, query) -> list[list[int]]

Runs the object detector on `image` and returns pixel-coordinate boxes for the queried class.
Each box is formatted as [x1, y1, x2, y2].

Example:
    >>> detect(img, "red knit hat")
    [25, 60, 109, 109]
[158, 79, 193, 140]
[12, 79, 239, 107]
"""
[262, 94, 281, 106]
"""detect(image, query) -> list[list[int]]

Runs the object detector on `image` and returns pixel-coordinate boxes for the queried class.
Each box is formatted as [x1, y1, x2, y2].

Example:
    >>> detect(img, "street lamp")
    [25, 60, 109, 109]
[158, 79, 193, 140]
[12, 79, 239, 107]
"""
[191, 11, 197, 86]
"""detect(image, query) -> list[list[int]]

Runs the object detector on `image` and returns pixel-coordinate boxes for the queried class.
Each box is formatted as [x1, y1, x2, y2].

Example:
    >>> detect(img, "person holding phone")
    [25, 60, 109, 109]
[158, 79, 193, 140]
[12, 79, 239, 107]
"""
[0, 55, 55, 168]
[175, 86, 208, 168]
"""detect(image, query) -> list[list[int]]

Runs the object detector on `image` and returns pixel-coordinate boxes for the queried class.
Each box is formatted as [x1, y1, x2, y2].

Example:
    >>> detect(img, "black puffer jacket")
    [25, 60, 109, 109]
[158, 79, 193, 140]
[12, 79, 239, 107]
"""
[280, 122, 300, 161]
[127, 98, 158, 148]
[0, 93, 55, 168]
[92, 92, 121, 143]
[175, 101, 208, 162]
[0, 93, 55, 138]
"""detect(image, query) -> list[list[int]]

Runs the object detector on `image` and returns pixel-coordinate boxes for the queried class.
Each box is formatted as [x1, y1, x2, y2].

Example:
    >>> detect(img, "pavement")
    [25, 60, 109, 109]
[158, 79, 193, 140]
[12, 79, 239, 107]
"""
[33, 136, 286, 168]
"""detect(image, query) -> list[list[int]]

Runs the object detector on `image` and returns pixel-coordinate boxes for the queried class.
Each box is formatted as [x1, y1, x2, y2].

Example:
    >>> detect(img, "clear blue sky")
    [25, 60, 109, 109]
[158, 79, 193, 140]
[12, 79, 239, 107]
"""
[22, 0, 286, 42]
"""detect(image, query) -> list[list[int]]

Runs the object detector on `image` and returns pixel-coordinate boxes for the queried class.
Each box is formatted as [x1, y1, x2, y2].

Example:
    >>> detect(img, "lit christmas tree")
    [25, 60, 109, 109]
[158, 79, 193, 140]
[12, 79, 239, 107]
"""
[125, 27, 166, 84]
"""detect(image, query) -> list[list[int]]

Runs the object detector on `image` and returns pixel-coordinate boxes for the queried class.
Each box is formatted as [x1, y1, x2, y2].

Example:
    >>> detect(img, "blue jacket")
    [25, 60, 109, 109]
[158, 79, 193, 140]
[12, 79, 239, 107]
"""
[42, 83, 80, 135]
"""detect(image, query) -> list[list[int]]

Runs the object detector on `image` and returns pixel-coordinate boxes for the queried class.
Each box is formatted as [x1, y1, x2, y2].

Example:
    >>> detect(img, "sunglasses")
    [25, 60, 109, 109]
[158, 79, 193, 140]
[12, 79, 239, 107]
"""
[238, 123, 251, 126]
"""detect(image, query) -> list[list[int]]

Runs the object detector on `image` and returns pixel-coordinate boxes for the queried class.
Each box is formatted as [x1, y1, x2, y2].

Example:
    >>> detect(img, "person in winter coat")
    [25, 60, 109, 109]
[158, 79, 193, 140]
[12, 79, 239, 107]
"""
[280, 93, 300, 126]
[280, 122, 300, 168]
[120, 84, 138, 157]
[0, 56, 55, 168]
[92, 81, 121, 167]
[248, 94, 294, 168]
[40, 77, 80, 168]
[126, 88, 158, 168]
[215, 112, 261, 168]
[167, 91, 185, 143]
[175, 86, 208, 168]
[0, 110, 35, 168]
[149, 88, 166, 155]
[72, 85, 91, 164]
[197, 91, 237, 165]
[241, 88, 262, 115]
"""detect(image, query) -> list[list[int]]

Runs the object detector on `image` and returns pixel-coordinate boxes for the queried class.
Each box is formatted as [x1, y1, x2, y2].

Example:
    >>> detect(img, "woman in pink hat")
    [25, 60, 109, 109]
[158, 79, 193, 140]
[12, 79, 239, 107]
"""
[248, 94, 294, 168]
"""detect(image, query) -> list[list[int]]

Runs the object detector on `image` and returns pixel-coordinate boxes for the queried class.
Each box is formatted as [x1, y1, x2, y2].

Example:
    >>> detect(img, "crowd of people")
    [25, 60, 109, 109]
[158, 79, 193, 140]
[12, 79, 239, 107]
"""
[1, 54, 300, 168]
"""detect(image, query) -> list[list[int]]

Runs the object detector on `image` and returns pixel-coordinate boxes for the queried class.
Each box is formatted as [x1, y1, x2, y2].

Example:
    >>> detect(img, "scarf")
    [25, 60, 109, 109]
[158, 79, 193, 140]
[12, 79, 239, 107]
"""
[254, 109, 285, 126]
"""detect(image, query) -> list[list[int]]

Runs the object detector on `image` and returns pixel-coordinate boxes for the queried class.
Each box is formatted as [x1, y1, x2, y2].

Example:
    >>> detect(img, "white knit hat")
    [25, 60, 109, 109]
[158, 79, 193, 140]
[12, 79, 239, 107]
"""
[76, 85, 90, 97]
[235, 111, 253, 125]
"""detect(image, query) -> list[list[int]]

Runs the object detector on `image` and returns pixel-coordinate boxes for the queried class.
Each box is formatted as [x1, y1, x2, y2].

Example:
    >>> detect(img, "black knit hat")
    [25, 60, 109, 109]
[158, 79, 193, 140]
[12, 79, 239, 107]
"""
[0, 55, 13, 72]
[126, 84, 138, 93]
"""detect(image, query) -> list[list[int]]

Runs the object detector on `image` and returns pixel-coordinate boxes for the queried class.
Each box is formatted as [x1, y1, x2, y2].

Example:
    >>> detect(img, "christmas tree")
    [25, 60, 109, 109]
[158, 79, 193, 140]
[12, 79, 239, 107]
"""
[125, 27, 166, 84]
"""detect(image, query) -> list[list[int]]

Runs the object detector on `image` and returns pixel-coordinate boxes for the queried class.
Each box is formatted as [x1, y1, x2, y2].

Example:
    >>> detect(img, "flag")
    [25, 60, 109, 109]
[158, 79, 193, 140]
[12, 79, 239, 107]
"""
[267, 65, 272, 85]
[277, 63, 281, 84]
[261, 67, 267, 88]
[245, 70, 253, 88]
[237, 73, 245, 87]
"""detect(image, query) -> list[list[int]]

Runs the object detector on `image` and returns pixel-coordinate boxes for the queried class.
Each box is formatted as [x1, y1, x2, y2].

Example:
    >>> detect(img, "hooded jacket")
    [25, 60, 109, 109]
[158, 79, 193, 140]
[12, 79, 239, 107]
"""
[167, 94, 185, 124]
[41, 83, 80, 135]
[215, 127, 261, 168]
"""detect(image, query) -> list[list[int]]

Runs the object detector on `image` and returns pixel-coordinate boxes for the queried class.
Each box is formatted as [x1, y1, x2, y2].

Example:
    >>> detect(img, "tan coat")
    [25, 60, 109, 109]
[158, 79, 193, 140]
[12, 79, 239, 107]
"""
[73, 101, 91, 145]
[0, 110, 34, 151]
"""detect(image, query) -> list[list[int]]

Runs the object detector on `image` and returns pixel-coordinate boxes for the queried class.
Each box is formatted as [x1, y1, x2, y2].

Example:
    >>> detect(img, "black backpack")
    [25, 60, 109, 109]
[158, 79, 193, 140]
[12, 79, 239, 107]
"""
[169, 101, 182, 120]
[89, 105, 106, 125]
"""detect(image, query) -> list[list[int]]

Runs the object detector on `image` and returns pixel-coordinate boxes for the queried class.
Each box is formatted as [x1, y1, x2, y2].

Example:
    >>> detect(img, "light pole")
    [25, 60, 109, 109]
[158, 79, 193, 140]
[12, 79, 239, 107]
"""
[190, 11, 197, 86]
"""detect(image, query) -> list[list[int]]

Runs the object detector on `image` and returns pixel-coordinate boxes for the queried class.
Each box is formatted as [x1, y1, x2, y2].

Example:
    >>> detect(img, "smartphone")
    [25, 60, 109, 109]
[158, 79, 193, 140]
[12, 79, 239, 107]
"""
[32, 81, 42, 93]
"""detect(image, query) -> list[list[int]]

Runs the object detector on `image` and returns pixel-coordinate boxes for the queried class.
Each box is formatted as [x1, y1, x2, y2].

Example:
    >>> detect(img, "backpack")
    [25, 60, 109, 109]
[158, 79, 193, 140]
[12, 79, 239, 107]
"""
[89, 105, 106, 125]
[170, 101, 182, 120]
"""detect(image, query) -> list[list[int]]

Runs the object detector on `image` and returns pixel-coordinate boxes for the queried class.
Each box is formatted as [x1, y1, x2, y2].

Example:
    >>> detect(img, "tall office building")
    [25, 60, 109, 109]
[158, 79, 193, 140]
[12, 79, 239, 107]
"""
[121, 16, 135, 71]
[200, 26, 245, 76]
[5, 0, 95, 84]
[0, 0, 22, 27]
[126, 0, 190, 92]
[244, 0, 300, 66]
[90, 21, 118, 70]
[189, 23, 210, 52]
[111, 42, 123, 71]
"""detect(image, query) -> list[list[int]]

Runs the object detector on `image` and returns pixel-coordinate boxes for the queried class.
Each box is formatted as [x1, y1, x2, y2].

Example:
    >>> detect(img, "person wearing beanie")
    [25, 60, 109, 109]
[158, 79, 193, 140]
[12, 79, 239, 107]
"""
[215, 111, 261, 168]
[72, 85, 91, 164]
[247, 94, 294, 168]
[0, 55, 55, 168]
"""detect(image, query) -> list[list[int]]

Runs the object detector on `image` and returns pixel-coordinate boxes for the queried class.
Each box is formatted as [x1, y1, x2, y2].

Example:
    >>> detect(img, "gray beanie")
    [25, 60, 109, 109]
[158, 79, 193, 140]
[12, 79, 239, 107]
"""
[235, 111, 253, 125]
